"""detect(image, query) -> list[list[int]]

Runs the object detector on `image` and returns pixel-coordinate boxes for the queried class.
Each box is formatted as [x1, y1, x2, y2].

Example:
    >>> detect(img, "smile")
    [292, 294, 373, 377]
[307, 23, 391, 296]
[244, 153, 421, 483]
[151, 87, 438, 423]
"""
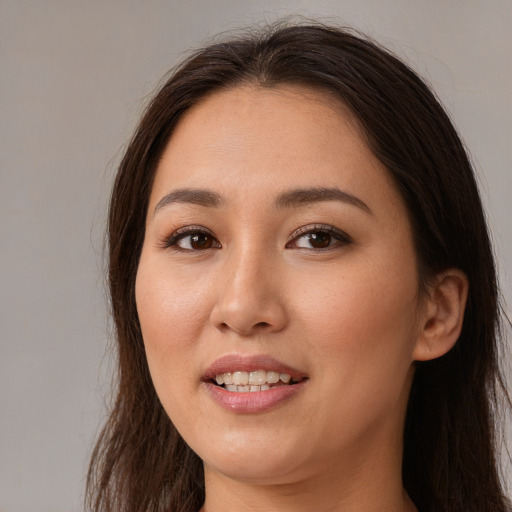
[204, 354, 308, 411]
[214, 370, 303, 392]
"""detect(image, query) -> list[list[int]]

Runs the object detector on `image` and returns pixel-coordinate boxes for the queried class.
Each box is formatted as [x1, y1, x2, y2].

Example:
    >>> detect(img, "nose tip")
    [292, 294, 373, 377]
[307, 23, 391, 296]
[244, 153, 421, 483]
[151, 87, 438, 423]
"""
[211, 298, 287, 337]
[209, 260, 287, 337]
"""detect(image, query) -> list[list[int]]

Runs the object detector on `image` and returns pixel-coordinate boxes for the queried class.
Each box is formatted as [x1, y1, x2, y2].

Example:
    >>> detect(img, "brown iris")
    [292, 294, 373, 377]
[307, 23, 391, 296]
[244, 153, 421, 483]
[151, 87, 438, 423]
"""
[307, 232, 332, 248]
[190, 233, 215, 249]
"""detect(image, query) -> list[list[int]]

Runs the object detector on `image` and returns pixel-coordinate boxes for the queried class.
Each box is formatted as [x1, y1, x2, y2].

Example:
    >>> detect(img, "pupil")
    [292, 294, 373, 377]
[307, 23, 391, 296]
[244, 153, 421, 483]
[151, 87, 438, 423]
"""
[309, 232, 330, 248]
[191, 233, 212, 249]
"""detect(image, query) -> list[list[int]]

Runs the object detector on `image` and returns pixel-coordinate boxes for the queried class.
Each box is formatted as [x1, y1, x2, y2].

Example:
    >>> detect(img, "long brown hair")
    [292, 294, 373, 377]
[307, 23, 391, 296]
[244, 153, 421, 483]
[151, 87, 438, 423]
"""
[87, 22, 511, 512]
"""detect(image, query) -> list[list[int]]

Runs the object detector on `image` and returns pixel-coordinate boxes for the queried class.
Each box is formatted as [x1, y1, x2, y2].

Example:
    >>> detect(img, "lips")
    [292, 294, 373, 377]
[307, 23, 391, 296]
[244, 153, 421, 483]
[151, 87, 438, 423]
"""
[203, 354, 308, 412]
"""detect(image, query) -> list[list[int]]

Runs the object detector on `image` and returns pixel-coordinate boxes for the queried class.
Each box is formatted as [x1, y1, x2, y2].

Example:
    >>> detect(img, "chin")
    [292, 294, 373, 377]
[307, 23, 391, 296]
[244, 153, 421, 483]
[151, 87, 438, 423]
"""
[197, 430, 308, 484]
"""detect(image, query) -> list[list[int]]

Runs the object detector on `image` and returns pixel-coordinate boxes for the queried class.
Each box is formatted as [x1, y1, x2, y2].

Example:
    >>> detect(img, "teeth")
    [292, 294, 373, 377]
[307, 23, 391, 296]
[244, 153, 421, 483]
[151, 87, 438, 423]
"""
[224, 384, 271, 392]
[266, 371, 279, 384]
[249, 370, 266, 385]
[214, 370, 297, 390]
[232, 371, 249, 386]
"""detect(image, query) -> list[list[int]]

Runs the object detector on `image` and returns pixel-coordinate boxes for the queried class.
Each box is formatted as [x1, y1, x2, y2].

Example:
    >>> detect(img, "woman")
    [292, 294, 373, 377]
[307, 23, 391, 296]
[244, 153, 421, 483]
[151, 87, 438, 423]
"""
[87, 23, 511, 512]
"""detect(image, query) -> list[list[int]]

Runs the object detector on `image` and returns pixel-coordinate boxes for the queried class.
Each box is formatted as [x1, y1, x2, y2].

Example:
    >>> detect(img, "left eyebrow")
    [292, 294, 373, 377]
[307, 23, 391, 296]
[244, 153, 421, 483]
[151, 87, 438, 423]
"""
[274, 187, 373, 215]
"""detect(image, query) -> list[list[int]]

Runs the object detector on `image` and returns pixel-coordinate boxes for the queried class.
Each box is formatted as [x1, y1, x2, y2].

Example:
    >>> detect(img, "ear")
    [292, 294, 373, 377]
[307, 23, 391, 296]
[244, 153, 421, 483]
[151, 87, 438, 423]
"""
[413, 269, 469, 361]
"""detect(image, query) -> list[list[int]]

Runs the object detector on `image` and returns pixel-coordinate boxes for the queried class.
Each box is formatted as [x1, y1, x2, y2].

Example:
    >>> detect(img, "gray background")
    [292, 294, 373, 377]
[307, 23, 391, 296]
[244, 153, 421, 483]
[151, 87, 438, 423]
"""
[1, 1, 511, 511]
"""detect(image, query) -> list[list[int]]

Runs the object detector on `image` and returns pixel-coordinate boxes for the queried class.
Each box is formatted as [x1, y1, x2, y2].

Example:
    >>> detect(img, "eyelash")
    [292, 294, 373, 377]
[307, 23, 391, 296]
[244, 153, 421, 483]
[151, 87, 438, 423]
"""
[285, 224, 352, 251]
[159, 224, 352, 252]
[159, 225, 221, 251]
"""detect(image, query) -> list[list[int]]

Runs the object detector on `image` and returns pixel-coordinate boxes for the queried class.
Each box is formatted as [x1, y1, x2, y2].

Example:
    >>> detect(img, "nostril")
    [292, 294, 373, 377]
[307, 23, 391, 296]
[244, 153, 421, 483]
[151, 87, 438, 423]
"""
[255, 322, 270, 328]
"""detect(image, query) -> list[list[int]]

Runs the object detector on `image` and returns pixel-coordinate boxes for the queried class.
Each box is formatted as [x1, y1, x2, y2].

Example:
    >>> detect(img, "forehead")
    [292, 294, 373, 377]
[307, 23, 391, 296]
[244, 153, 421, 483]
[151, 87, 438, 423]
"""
[150, 84, 404, 219]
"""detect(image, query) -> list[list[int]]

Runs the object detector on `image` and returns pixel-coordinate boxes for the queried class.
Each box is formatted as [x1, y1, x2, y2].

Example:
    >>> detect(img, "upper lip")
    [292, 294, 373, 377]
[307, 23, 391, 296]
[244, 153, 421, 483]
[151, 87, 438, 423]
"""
[203, 354, 307, 381]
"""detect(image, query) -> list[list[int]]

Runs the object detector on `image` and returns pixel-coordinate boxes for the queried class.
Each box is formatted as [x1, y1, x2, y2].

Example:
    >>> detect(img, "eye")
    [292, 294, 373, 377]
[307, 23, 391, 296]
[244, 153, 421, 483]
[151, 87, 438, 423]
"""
[161, 226, 221, 251]
[286, 224, 351, 250]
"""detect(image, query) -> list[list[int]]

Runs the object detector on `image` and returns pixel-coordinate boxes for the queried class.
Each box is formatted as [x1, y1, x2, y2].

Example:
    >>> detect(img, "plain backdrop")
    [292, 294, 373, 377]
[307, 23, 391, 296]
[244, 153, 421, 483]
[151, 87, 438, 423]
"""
[1, 1, 511, 510]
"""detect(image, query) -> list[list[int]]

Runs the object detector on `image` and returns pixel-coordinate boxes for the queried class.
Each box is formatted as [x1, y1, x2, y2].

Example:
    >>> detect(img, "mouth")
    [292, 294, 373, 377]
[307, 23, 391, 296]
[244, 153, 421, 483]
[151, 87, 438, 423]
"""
[212, 370, 305, 393]
[203, 355, 308, 412]
[203, 354, 308, 393]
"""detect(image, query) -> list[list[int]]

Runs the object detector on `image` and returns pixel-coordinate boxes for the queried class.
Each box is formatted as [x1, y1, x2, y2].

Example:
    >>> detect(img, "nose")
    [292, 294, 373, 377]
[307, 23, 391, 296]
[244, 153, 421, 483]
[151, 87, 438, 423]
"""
[209, 248, 288, 337]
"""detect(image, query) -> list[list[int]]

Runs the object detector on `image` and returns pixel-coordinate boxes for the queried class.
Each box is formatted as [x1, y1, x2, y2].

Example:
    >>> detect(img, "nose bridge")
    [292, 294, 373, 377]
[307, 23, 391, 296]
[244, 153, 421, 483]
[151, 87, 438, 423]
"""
[229, 241, 267, 292]
[210, 238, 287, 336]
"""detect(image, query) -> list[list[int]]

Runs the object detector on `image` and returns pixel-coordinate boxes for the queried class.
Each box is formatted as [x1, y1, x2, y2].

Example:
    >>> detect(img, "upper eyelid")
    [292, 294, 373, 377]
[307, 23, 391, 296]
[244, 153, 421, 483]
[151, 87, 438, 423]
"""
[158, 225, 220, 249]
[290, 224, 331, 236]
[173, 224, 214, 234]
[167, 225, 218, 241]
[284, 224, 353, 252]
[289, 224, 350, 240]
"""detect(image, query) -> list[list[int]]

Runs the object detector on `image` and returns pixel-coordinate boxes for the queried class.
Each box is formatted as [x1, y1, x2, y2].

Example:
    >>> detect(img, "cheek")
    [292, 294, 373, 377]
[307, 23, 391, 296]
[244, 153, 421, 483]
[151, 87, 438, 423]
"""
[134, 255, 220, 443]
[136, 255, 209, 335]
[291, 255, 420, 399]
[294, 260, 418, 344]
[290, 267, 419, 443]
[135, 255, 214, 386]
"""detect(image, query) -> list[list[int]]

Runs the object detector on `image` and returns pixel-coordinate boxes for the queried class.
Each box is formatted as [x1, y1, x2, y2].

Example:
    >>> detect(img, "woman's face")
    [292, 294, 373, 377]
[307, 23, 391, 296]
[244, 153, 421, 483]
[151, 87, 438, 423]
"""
[136, 85, 426, 485]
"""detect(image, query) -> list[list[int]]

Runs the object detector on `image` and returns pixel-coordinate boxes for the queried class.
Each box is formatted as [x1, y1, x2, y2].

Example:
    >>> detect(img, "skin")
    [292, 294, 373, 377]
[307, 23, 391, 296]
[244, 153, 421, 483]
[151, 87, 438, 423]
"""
[135, 85, 467, 512]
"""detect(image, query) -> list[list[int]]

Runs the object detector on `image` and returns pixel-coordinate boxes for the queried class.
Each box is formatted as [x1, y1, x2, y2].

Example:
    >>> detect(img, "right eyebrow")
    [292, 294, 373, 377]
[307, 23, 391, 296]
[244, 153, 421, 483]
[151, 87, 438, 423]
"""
[153, 188, 224, 215]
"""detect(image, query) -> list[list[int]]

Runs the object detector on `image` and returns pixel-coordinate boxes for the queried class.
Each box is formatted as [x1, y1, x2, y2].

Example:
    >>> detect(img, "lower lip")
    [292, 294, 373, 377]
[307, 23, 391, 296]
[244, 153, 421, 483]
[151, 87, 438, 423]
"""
[204, 381, 306, 413]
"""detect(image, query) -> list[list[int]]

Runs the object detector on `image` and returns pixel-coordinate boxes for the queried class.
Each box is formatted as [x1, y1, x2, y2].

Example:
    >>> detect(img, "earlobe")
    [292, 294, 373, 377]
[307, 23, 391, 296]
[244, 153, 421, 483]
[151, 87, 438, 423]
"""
[413, 269, 469, 361]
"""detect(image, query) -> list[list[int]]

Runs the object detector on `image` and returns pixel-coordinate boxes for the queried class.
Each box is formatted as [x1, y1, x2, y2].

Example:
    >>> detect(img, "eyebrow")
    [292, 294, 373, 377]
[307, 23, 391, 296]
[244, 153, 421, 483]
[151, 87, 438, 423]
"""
[274, 187, 373, 214]
[153, 186, 372, 215]
[154, 188, 223, 214]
